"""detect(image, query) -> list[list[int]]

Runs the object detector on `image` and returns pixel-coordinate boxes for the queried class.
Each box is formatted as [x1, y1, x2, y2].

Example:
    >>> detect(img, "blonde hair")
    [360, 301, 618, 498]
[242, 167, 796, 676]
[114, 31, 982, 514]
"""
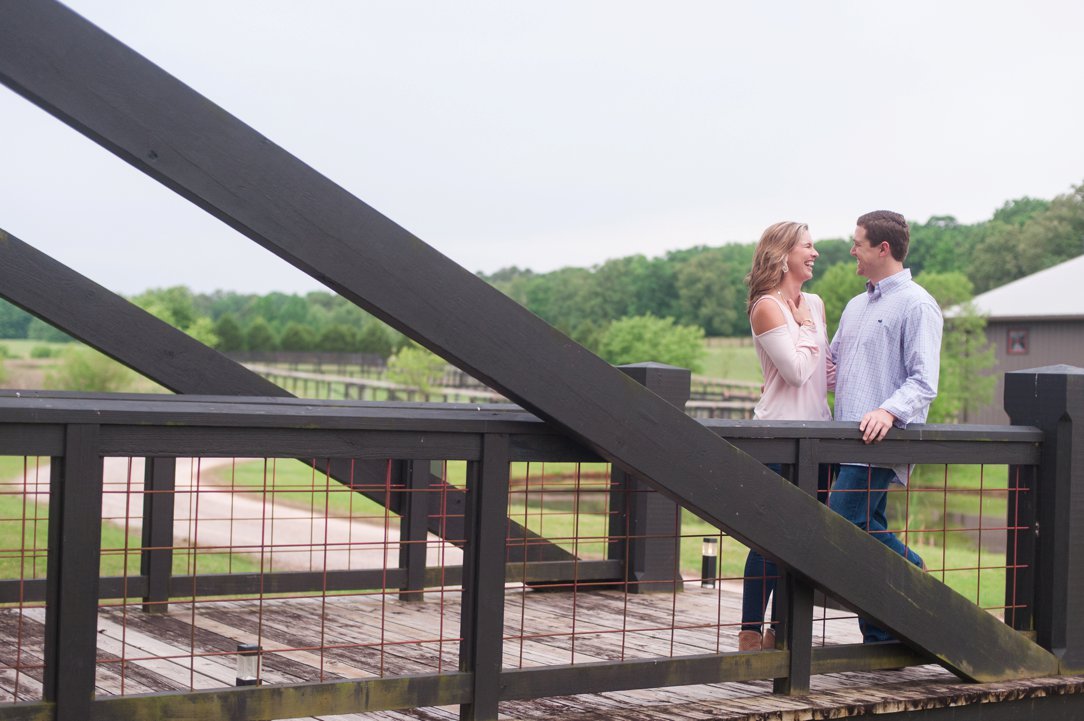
[744, 221, 809, 314]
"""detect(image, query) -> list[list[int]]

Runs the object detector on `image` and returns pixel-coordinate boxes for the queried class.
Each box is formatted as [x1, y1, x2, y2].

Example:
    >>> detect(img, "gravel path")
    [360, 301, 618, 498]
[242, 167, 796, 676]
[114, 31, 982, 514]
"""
[9, 457, 462, 572]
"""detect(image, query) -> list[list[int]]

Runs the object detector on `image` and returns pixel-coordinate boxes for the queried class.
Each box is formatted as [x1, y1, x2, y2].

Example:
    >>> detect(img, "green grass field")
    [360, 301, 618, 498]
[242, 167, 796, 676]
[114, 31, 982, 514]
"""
[701, 338, 761, 382]
[0, 339, 71, 359]
[0, 456, 260, 587]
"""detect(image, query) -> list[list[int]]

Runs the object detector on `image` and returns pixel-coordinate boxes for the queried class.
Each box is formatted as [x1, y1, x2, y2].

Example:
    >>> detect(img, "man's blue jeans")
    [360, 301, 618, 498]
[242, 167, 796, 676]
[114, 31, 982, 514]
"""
[828, 464, 924, 643]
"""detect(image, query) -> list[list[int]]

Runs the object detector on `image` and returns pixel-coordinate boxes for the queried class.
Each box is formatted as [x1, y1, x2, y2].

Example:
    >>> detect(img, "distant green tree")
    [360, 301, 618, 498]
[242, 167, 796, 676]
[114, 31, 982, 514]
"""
[568, 319, 607, 353]
[133, 286, 218, 346]
[317, 324, 358, 352]
[357, 322, 394, 357]
[907, 215, 982, 276]
[915, 272, 996, 424]
[185, 317, 218, 348]
[808, 263, 866, 338]
[809, 238, 853, 270]
[322, 296, 374, 328]
[481, 266, 535, 286]
[915, 271, 974, 309]
[27, 318, 70, 343]
[213, 313, 246, 352]
[245, 318, 278, 351]
[673, 249, 742, 336]
[0, 300, 32, 339]
[132, 286, 200, 330]
[968, 221, 1019, 293]
[45, 347, 134, 392]
[991, 196, 1050, 226]
[279, 322, 316, 351]
[386, 345, 446, 393]
[970, 182, 1084, 292]
[597, 315, 706, 372]
[592, 255, 677, 320]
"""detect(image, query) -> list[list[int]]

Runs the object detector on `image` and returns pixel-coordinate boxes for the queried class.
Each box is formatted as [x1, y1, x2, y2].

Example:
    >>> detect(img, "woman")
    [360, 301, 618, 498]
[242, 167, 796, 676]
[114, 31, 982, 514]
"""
[738, 221, 833, 652]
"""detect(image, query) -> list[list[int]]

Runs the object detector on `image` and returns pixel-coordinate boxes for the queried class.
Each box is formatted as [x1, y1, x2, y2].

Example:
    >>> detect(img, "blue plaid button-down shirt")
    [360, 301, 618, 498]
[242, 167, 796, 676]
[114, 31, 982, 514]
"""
[830, 268, 943, 450]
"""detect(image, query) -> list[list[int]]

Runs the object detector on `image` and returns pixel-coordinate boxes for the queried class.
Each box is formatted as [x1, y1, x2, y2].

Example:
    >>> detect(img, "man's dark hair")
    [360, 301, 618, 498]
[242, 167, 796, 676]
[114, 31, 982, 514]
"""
[857, 210, 909, 262]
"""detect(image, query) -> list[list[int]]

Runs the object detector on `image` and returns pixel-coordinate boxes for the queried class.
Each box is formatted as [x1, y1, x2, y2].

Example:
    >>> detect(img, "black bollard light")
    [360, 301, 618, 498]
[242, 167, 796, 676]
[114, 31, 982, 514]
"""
[236, 643, 261, 686]
[701, 537, 718, 588]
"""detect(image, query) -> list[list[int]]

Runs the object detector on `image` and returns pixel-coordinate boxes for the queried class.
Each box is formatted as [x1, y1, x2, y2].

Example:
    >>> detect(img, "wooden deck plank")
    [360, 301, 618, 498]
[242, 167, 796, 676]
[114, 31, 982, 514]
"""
[197, 596, 463, 677]
[252, 599, 454, 675]
[3, 588, 1083, 719]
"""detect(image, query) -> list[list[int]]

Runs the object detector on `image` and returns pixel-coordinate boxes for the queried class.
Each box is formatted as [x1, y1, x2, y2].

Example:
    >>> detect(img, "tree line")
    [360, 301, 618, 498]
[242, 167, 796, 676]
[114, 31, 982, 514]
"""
[0, 286, 410, 357]
[483, 181, 1084, 347]
[0, 181, 1081, 362]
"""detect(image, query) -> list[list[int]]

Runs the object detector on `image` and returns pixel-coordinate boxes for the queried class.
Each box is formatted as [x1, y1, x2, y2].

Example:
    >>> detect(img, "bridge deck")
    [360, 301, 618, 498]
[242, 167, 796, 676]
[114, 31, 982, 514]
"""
[3, 582, 1081, 719]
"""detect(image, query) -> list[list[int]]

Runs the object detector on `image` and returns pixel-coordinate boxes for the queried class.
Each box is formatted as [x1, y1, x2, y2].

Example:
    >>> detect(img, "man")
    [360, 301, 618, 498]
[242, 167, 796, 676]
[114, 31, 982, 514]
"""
[829, 210, 943, 643]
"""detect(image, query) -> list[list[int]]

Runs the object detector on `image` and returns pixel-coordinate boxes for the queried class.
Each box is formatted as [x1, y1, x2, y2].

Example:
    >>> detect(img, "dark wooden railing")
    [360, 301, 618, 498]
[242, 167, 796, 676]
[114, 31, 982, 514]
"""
[1, 364, 1080, 720]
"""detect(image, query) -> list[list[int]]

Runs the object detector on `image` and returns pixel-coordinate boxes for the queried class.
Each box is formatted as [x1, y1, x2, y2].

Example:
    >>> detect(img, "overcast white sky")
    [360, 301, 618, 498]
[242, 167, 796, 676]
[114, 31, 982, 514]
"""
[3, 1, 1083, 295]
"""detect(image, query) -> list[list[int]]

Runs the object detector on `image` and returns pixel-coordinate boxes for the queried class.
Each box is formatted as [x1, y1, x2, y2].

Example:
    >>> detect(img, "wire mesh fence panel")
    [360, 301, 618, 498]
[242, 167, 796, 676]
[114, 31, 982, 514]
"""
[0, 456, 49, 703]
[497, 458, 1034, 672]
[88, 455, 466, 696]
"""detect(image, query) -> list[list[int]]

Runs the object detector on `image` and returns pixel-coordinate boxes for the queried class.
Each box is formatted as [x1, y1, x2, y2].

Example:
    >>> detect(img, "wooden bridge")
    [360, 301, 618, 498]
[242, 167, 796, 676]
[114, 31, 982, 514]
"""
[1, 3, 1083, 720]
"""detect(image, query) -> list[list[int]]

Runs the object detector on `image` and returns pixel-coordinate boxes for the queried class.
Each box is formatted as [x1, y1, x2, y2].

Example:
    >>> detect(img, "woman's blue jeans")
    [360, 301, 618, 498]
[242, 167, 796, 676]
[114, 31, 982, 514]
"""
[740, 463, 831, 634]
[827, 464, 924, 643]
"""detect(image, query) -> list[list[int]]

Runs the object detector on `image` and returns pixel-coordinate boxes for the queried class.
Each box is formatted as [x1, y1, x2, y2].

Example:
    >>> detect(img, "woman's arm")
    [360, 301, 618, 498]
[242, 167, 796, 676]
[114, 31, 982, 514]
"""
[752, 297, 818, 387]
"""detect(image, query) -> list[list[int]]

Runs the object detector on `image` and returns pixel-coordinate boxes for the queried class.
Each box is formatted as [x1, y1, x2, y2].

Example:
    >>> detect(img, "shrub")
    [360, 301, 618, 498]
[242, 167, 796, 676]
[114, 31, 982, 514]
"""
[44, 347, 135, 392]
[385, 346, 446, 393]
[597, 314, 706, 372]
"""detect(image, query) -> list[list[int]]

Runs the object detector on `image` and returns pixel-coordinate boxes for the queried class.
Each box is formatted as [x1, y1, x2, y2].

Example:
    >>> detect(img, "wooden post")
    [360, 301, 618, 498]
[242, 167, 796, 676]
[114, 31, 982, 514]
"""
[774, 439, 817, 695]
[43, 424, 103, 721]
[140, 457, 176, 613]
[1004, 364, 1084, 672]
[398, 459, 434, 602]
[459, 434, 511, 721]
[1004, 461, 1038, 634]
[608, 363, 691, 594]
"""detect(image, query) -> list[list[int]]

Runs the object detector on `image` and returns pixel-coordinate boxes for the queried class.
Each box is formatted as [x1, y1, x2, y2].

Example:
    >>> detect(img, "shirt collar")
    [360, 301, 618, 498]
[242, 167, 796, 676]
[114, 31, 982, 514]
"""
[865, 268, 911, 299]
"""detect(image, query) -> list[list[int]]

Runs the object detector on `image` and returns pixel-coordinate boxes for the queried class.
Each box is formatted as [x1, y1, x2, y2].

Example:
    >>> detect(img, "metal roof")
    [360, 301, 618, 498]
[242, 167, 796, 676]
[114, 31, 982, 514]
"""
[962, 254, 1084, 321]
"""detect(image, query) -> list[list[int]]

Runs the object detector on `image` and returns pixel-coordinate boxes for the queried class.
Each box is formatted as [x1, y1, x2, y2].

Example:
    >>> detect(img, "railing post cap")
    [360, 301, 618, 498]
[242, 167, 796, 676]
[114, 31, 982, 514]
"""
[617, 361, 688, 372]
[1006, 364, 1084, 377]
[617, 362, 692, 408]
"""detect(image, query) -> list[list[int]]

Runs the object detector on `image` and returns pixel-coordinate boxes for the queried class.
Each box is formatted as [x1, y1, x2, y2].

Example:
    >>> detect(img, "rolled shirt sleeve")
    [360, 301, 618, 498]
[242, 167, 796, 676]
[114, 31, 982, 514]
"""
[879, 299, 943, 426]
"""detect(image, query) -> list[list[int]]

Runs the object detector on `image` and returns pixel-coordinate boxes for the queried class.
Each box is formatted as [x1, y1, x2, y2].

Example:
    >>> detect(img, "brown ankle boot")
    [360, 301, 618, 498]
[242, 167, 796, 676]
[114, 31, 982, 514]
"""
[737, 630, 762, 652]
[762, 628, 776, 650]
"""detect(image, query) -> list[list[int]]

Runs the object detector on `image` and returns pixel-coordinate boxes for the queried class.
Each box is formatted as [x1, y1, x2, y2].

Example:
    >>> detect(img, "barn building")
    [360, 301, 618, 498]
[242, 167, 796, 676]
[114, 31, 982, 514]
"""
[967, 254, 1084, 424]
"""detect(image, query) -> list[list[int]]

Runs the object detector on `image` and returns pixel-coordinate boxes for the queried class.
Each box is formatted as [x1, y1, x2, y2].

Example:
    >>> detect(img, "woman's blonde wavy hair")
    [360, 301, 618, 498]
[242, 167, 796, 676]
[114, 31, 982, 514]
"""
[744, 221, 809, 314]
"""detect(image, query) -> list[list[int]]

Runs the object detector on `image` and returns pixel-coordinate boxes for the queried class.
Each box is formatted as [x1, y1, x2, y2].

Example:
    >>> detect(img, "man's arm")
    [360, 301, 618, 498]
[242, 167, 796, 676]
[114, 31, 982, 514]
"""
[878, 299, 944, 425]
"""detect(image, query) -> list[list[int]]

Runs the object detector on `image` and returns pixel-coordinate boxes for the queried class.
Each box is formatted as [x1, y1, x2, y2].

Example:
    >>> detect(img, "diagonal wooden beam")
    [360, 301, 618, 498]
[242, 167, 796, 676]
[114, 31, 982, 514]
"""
[0, 228, 572, 563]
[0, 1, 1057, 681]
